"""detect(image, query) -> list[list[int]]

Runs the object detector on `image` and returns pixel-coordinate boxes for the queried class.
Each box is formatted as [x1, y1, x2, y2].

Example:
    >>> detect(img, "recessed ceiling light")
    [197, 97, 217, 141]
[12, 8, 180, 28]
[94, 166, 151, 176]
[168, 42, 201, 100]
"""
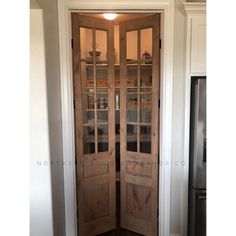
[103, 13, 117, 21]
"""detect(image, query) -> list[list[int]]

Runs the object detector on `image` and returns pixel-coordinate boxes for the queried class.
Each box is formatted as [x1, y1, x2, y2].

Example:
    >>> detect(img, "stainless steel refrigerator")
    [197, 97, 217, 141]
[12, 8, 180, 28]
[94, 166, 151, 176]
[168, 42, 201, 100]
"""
[188, 77, 206, 236]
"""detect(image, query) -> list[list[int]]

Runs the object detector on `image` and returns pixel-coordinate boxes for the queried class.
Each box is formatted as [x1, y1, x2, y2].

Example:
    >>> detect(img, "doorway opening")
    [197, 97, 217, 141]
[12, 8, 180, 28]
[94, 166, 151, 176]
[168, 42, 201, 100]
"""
[72, 13, 161, 236]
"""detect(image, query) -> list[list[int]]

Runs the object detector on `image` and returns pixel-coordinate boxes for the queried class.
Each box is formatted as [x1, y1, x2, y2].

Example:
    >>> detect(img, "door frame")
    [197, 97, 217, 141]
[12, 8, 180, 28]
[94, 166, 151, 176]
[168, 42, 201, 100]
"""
[57, 1, 175, 236]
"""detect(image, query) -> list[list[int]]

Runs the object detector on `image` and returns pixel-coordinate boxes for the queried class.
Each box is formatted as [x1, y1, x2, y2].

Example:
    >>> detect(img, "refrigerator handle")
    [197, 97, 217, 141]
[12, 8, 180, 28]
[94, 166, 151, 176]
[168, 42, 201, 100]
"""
[203, 137, 206, 163]
[197, 194, 206, 200]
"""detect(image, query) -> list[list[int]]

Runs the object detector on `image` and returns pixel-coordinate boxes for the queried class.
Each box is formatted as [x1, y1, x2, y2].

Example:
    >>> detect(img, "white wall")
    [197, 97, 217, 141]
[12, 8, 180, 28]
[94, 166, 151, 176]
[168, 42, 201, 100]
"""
[30, 8, 54, 236]
[36, 0, 66, 235]
[170, 0, 187, 235]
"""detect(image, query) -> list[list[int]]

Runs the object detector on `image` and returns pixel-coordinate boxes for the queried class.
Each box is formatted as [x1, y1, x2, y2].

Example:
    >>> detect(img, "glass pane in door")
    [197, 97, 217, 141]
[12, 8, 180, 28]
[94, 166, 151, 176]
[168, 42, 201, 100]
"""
[94, 30, 109, 153]
[96, 66, 108, 88]
[140, 28, 153, 154]
[96, 30, 107, 62]
[141, 28, 152, 65]
[127, 124, 137, 152]
[83, 126, 95, 154]
[140, 125, 151, 154]
[97, 92, 108, 110]
[127, 31, 138, 63]
[140, 65, 152, 87]
[98, 124, 108, 152]
[80, 27, 92, 62]
[126, 30, 138, 152]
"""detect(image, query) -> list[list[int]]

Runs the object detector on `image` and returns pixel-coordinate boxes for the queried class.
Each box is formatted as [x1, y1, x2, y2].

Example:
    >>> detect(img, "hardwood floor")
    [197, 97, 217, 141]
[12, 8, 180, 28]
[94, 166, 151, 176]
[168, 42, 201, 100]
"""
[98, 228, 143, 236]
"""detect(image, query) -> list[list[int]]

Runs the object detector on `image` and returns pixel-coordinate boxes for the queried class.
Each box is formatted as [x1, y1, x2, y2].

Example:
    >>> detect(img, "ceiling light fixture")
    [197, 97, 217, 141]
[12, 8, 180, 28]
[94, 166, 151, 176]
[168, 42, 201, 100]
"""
[103, 13, 117, 21]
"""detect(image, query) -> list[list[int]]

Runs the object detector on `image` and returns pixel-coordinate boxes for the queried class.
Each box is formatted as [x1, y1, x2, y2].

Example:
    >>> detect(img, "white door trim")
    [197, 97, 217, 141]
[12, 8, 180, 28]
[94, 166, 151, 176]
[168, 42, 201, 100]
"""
[182, 3, 206, 236]
[57, 1, 174, 236]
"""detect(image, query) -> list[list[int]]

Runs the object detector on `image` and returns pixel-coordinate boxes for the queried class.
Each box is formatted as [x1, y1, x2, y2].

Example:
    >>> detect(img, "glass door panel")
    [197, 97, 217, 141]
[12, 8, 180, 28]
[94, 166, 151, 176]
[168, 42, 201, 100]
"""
[127, 31, 138, 63]
[96, 30, 107, 63]
[140, 109, 151, 123]
[83, 126, 95, 154]
[96, 66, 108, 88]
[127, 110, 137, 123]
[140, 125, 151, 154]
[97, 124, 108, 152]
[140, 28, 153, 153]
[80, 27, 93, 63]
[97, 93, 108, 110]
[79, 27, 111, 154]
[140, 93, 152, 109]
[97, 110, 108, 123]
[127, 124, 137, 152]
[126, 28, 153, 153]
[141, 28, 153, 65]
[125, 28, 154, 154]
[140, 65, 152, 87]
[127, 92, 138, 110]
[127, 67, 138, 87]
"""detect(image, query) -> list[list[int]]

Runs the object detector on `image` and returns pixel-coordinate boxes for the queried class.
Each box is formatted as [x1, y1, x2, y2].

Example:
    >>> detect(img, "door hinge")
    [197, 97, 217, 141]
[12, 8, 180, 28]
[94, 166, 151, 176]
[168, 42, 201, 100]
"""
[159, 39, 162, 49]
[75, 154, 77, 166]
[158, 99, 160, 108]
[71, 39, 74, 49]
[73, 99, 75, 109]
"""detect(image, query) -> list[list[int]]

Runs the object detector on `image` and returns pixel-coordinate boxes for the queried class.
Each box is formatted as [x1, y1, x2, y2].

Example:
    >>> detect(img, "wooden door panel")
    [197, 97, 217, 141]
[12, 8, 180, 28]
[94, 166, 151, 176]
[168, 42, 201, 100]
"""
[84, 184, 110, 222]
[72, 13, 116, 236]
[83, 160, 109, 178]
[126, 160, 152, 178]
[126, 183, 152, 221]
[120, 14, 160, 236]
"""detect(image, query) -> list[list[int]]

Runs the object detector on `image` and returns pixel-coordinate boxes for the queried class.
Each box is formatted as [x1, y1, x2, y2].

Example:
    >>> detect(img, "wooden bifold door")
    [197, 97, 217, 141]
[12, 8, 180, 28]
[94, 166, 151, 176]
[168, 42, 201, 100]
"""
[72, 13, 160, 236]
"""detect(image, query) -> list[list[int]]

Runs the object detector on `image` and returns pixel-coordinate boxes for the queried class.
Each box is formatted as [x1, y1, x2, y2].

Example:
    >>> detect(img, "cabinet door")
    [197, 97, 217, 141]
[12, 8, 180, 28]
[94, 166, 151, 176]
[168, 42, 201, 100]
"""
[190, 16, 206, 73]
[72, 14, 116, 236]
[120, 15, 160, 236]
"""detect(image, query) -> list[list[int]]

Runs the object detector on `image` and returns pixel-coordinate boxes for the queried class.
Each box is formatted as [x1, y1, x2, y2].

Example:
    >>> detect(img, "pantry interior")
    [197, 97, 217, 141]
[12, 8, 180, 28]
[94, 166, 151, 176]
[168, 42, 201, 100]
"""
[72, 13, 160, 236]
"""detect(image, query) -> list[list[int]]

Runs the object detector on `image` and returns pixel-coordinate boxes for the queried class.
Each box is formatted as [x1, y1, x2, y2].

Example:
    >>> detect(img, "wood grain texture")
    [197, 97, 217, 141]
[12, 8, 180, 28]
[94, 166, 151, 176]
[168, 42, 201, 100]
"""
[120, 14, 160, 236]
[72, 13, 116, 236]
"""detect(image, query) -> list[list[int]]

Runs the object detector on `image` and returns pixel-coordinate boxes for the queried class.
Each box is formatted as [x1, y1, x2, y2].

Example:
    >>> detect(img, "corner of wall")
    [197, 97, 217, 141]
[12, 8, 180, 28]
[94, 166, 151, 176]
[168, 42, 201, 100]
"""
[170, 0, 187, 235]
[35, 0, 66, 235]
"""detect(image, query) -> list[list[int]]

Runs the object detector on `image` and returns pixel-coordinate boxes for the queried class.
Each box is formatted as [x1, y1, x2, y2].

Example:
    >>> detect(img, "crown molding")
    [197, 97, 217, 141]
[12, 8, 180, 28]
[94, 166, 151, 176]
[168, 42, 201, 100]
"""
[183, 2, 206, 15]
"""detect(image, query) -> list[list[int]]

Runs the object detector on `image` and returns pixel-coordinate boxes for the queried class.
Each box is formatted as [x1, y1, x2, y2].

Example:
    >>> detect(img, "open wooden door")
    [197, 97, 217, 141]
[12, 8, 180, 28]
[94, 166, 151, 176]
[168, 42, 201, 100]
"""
[120, 15, 161, 236]
[72, 14, 116, 235]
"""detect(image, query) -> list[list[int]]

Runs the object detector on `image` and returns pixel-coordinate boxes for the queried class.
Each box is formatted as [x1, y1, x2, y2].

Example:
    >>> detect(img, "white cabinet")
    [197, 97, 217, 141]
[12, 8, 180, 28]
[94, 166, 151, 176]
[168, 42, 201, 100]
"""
[191, 16, 206, 73]
[184, 3, 206, 74]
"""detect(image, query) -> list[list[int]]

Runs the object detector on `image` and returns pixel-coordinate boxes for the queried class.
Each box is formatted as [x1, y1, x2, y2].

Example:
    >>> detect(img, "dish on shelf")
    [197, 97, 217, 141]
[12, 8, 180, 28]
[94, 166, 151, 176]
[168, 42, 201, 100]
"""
[143, 58, 152, 64]
[126, 59, 137, 64]
[89, 51, 101, 57]
[85, 57, 107, 64]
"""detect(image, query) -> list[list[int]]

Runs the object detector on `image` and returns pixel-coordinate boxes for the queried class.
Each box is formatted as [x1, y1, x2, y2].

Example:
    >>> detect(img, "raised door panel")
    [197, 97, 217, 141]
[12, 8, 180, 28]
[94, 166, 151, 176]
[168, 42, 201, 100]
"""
[120, 14, 160, 236]
[72, 14, 116, 236]
[190, 16, 206, 73]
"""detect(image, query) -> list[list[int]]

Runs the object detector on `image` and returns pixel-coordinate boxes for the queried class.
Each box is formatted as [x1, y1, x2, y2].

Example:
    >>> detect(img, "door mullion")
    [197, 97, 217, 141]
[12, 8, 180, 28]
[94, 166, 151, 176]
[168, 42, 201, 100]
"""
[137, 30, 141, 153]
[93, 28, 98, 154]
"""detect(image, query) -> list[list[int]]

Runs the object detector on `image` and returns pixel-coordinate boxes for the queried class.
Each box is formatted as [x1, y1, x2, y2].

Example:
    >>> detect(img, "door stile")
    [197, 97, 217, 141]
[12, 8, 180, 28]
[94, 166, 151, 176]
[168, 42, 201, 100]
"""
[107, 21, 116, 227]
[71, 13, 84, 232]
[150, 15, 161, 235]
[137, 29, 141, 153]
[120, 25, 127, 229]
